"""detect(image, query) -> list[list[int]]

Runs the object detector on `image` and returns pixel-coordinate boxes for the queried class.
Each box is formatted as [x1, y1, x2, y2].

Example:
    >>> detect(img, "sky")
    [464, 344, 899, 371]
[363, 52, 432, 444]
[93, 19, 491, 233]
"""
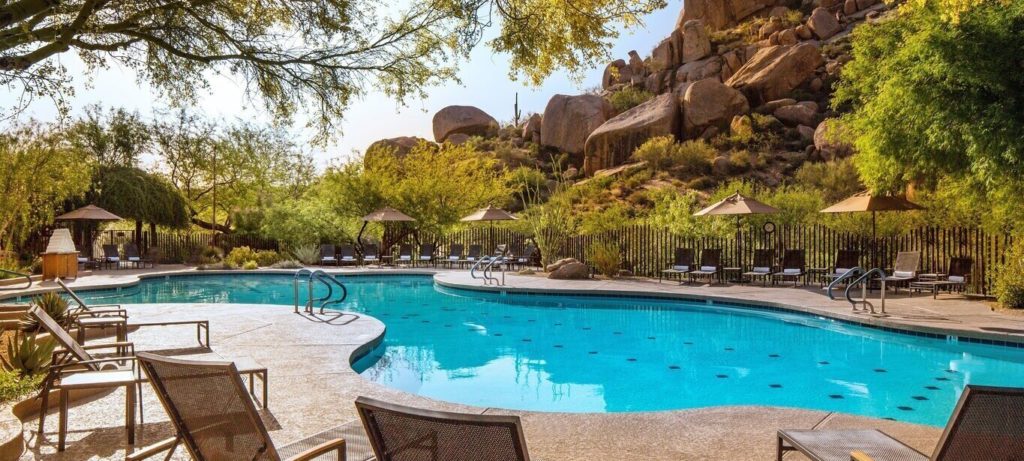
[1, 1, 682, 168]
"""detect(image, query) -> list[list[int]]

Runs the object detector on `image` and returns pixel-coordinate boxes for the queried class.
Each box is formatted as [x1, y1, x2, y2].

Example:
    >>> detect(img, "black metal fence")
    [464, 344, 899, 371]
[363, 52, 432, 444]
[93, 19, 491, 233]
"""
[95, 230, 279, 263]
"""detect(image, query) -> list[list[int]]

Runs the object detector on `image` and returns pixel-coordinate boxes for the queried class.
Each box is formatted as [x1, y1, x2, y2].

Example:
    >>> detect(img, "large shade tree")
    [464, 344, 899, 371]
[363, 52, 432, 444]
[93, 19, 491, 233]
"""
[0, 0, 665, 138]
[88, 165, 191, 247]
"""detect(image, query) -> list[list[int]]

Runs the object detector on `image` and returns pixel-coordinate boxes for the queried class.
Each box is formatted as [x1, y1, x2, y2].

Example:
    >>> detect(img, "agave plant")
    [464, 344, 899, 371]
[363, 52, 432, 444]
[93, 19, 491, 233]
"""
[1, 332, 56, 377]
[20, 292, 69, 332]
[288, 243, 320, 265]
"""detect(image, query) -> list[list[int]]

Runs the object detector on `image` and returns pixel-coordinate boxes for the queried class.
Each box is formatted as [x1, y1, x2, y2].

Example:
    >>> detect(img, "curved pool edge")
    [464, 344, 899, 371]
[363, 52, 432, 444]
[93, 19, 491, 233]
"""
[433, 272, 1024, 350]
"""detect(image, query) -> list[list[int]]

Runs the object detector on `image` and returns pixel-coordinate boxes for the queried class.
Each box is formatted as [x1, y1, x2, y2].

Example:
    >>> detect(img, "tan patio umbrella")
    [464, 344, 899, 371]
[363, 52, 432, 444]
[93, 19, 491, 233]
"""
[461, 205, 517, 251]
[820, 191, 924, 267]
[55, 205, 123, 259]
[694, 193, 780, 269]
[356, 207, 417, 257]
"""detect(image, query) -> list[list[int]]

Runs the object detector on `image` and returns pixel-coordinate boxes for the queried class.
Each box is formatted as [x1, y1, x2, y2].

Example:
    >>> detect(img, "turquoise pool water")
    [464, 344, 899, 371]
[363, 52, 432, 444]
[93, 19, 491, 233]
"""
[57, 273, 1024, 425]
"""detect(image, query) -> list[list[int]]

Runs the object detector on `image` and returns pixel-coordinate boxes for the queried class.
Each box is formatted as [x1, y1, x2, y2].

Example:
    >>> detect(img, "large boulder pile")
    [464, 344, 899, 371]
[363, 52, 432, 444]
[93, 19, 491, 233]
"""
[678, 0, 784, 30]
[583, 93, 680, 175]
[541, 94, 612, 154]
[681, 78, 749, 138]
[432, 105, 499, 143]
[725, 43, 824, 106]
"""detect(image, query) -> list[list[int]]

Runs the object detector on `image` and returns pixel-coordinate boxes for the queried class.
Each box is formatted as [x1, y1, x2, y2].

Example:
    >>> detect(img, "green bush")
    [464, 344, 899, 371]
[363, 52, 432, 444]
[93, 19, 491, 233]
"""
[242, 260, 259, 270]
[255, 250, 282, 267]
[193, 245, 224, 265]
[632, 137, 716, 178]
[586, 241, 621, 278]
[224, 246, 258, 268]
[0, 369, 43, 404]
[288, 243, 321, 265]
[2, 332, 55, 377]
[270, 260, 304, 269]
[608, 87, 653, 113]
[197, 261, 234, 270]
[996, 239, 1024, 309]
[21, 292, 69, 332]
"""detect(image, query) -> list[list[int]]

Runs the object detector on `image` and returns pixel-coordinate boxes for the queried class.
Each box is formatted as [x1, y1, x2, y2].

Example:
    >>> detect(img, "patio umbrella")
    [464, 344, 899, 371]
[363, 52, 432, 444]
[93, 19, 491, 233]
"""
[460, 205, 517, 251]
[55, 205, 123, 258]
[356, 207, 416, 256]
[694, 193, 779, 269]
[820, 191, 924, 268]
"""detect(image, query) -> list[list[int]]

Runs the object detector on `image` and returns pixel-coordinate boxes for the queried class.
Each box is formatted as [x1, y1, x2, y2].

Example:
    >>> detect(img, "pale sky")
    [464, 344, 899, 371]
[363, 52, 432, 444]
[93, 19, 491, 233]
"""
[1, 1, 681, 168]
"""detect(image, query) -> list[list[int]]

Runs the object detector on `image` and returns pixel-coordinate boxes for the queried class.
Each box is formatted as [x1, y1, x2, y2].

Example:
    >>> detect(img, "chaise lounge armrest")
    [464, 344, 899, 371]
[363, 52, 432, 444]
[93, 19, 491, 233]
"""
[850, 450, 874, 461]
[286, 438, 347, 461]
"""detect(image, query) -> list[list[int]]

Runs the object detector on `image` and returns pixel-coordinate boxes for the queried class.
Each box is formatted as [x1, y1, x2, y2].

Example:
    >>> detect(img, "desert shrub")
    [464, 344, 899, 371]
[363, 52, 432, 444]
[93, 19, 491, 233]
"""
[996, 239, 1024, 309]
[21, 292, 68, 332]
[632, 137, 715, 178]
[0, 369, 43, 403]
[255, 250, 281, 267]
[586, 241, 622, 278]
[2, 332, 55, 377]
[608, 87, 653, 113]
[242, 260, 259, 270]
[192, 245, 224, 265]
[794, 157, 862, 203]
[270, 260, 304, 269]
[288, 243, 321, 265]
[197, 261, 234, 270]
[686, 176, 718, 190]
[224, 246, 258, 268]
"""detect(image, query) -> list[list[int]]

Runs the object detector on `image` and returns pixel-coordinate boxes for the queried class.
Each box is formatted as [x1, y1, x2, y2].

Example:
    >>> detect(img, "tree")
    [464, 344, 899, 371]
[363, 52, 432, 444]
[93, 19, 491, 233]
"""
[834, 1, 1024, 196]
[0, 0, 665, 138]
[0, 122, 93, 255]
[66, 106, 151, 168]
[88, 166, 190, 244]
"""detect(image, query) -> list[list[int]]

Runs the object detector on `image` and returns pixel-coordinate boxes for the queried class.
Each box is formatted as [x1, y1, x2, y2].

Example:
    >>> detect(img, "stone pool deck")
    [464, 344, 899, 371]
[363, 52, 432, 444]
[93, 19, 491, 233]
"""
[7, 266, 1022, 460]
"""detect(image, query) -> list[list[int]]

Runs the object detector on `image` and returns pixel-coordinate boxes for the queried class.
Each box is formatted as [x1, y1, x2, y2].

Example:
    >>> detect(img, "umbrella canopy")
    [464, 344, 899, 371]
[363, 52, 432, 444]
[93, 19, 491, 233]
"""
[361, 207, 415, 222]
[694, 193, 780, 216]
[820, 192, 923, 214]
[460, 205, 517, 222]
[55, 204, 123, 221]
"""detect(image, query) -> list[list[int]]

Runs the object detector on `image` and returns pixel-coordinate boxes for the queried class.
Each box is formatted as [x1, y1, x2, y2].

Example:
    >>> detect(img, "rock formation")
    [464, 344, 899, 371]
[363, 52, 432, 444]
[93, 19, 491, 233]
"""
[725, 43, 824, 106]
[432, 105, 499, 143]
[541, 95, 612, 154]
[583, 93, 680, 175]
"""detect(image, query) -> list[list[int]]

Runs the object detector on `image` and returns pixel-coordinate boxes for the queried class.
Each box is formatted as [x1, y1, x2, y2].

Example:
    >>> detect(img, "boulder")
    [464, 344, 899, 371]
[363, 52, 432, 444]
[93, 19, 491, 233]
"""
[856, 0, 877, 11]
[675, 56, 723, 83]
[363, 136, 430, 169]
[712, 156, 731, 175]
[628, 50, 645, 77]
[797, 124, 816, 142]
[778, 28, 798, 45]
[795, 25, 813, 40]
[545, 257, 579, 272]
[602, 59, 633, 89]
[844, 0, 858, 15]
[773, 103, 818, 126]
[645, 71, 666, 93]
[541, 94, 612, 154]
[583, 93, 680, 176]
[432, 105, 498, 142]
[547, 261, 591, 280]
[814, 118, 854, 160]
[730, 115, 753, 135]
[681, 78, 750, 138]
[681, 20, 711, 63]
[725, 43, 825, 106]
[652, 32, 683, 70]
[756, 98, 797, 114]
[678, 0, 781, 30]
[768, 6, 790, 17]
[445, 133, 471, 145]
[807, 7, 841, 40]
[759, 19, 786, 40]
[521, 113, 542, 144]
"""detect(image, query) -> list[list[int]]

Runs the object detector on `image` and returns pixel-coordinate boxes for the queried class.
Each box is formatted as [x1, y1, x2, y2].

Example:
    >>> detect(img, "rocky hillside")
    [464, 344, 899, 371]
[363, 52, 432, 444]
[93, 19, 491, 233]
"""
[365, 0, 885, 193]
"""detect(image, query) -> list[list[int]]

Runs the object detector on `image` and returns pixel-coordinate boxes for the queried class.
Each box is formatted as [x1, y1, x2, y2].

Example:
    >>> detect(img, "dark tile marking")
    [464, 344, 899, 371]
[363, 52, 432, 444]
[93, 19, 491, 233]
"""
[683, 342, 694, 345]
[716, 374, 728, 379]
[936, 377, 951, 381]
[897, 406, 914, 411]
[769, 384, 783, 388]
[493, 333, 503, 336]
[582, 327, 592, 330]
[912, 396, 928, 401]
[421, 320, 430, 323]
[522, 339, 532, 342]
[724, 347, 734, 351]
[829, 394, 844, 399]
[668, 365, 681, 370]
[945, 369, 957, 374]
[588, 351, 599, 355]
[553, 345, 564, 348]
[554, 323, 562, 326]
[925, 386, 940, 390]
[503, 316, 511, 319]
[613, 331, 623, 335]
[647, 336, 656, 340]
[527, 319, 536, 323]
[818, 361, 830, 365]
[768, 354, 780, 358]
[626, 358, 637, 362]
[882, 417, 897, 421]
[874, 368, 887, 373]
[444, 324, 452, 327]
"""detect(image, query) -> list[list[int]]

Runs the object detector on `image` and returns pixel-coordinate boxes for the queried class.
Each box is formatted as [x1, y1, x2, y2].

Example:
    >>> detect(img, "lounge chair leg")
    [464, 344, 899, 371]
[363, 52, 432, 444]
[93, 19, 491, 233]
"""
[58, 389, 68, 451]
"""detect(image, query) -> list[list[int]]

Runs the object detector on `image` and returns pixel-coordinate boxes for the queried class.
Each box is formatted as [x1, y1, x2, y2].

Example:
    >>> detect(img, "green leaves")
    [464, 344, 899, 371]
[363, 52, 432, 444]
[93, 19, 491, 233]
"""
[1, 332, 56, 377]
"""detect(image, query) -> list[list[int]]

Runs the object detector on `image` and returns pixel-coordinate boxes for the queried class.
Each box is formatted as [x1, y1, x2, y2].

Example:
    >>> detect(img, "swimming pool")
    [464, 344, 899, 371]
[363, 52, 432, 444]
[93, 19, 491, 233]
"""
[50, 273, 1024, 426]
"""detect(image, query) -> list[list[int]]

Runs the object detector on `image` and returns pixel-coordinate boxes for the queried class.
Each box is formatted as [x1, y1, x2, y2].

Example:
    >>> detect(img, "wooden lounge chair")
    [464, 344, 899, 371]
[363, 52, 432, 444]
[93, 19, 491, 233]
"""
[688, 249, 722, 284]
[361, 243, 380, 266]
[338, 245, 357, 266]
[820, 250, 861, 288]
[101, 244, 122, 269]
[742, 249, 775, 286]
[777, 385, 1024, 461]
[319, 244, 338, 266]
[397, 244, 413, 266]
[880, 251, 920, 294]
[356, 396, 531, 461]
[129, 353, 342, 461]
[911, 257, 972, 299]
[660, 248, 694, 284]
[417, 243, 436, 267]
[443, 244, 464, 268]
[460, 244, 483, 268]
[772, 250, 806, 286]
[124, 243, 154, 269]
[57, 278, 210, 347]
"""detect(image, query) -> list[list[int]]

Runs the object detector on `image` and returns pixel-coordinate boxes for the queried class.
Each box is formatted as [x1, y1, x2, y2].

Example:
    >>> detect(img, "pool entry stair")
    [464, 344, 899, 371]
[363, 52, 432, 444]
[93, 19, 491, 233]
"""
[469, 252, 507, 286]
[292, 269, 348, 314]
[827, 267, 888, 314]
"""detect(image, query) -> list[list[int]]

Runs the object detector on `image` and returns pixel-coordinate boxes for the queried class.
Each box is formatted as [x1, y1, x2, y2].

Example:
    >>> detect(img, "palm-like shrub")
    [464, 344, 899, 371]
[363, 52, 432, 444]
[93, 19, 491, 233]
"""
[20, 292, 68, 332]
[288, 243, 321, 265]
[2, 332, 56, 377]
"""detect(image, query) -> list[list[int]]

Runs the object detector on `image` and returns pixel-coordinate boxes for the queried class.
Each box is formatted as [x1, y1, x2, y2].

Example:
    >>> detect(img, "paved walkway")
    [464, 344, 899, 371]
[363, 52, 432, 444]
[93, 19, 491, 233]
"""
[9, 266, 1022, 460]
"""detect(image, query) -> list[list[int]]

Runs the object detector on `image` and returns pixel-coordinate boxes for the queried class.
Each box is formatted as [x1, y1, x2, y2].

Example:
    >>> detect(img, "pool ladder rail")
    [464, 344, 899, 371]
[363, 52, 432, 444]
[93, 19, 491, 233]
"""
[470, 254, 507, 286]
[826, 267, 864, 300]
[292, 269, 348, 314]
[0, 268, 31, 291]
[844, 268, 888, 314]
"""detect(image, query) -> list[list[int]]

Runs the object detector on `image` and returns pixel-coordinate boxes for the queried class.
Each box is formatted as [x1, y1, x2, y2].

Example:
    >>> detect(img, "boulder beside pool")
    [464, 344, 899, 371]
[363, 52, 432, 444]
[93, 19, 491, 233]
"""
[547, 261, 592, 280]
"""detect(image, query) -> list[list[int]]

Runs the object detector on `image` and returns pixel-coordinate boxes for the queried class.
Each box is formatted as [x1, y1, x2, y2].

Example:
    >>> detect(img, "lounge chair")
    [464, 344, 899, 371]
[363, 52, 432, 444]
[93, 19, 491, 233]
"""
[101, 244, 122, 269]
[124, 243, 154, 268]
[771, 250, 806, 286]
[513, 244, 538, 269]
[338, 244, 357, 266]
[397, 244, 413, 266]
[320, 244, 338, 266]
[57, 278, 210, 348]
[820, 249, 861, 288]
[660, 248, 694, 284]
[443, 244, 464, 268]
[361, 243, 380, 266]
[777, 385, 1024, 461]
[688, 249, 722, 284]
[460, 244, 483, 268]
[742, 249, 775, 286]
[911, 257, 972, 299]
[417, 243, 436, 267]
[880, 251, 920, 294]
[76, 253, 99, 270]
[129, 353, 342, 461]
[356, 396, 532, 461]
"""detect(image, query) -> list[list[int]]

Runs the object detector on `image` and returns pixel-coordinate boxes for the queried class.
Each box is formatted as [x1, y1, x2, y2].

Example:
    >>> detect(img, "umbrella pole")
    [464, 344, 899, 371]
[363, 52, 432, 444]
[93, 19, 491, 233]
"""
[872, 211, 877, 269]
[736, 216, 742, 271]
[356, 221, 368, 255]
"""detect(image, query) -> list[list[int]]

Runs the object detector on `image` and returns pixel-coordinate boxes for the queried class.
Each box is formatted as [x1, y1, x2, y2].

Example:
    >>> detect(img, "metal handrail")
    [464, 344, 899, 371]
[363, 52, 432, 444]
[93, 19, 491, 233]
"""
[313, 271, 348, 314]
[482, 255, 504, 286]
[293, 268, 315, 313]
[0, 269, 31, 291]
[845, 268, 888, 314]
[293, 269, 348, 314]
[826, 266, 864, 300]
[469, 258, 487, 280]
